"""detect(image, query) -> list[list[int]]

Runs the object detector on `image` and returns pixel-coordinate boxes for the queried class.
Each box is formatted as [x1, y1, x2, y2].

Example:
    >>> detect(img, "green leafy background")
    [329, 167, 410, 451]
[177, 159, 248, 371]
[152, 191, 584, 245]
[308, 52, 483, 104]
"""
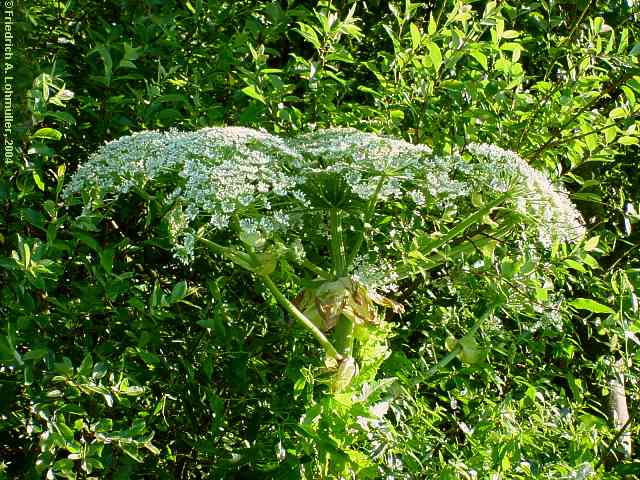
[2, 0, 639, 478]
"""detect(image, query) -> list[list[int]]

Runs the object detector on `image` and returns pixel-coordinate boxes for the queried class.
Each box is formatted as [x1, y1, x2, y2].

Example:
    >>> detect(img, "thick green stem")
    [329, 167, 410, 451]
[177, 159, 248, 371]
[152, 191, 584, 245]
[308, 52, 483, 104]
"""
[200, 233, 331, 279]
[330, 208, 346, 277]
[197, 235, 340, 358]
[333, 315, 355, 357]
[417, 193, 511, 254]
[346, 174, 387, 269]
[260, 274, 341, 359]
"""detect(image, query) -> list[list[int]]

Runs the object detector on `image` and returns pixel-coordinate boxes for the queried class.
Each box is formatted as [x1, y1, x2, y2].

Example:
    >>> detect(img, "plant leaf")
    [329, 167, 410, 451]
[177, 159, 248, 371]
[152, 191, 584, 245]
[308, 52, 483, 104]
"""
[569, 298, 615, 314]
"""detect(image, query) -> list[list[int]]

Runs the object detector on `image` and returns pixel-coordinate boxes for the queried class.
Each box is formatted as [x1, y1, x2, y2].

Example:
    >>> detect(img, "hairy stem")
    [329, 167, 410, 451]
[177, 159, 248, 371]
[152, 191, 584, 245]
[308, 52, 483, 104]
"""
[395, 226, 513, 281]
[416, 194, 511, 253]
[397, 195, 513, 280]
[422, 344, 462, 380]
[196, 236, 252, 265]
[198, 235, 340, 357]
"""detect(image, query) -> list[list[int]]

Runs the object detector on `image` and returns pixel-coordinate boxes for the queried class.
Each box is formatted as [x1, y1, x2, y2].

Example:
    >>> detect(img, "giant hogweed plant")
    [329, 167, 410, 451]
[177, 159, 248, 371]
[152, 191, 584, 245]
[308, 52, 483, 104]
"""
[63, 127, 585, 476]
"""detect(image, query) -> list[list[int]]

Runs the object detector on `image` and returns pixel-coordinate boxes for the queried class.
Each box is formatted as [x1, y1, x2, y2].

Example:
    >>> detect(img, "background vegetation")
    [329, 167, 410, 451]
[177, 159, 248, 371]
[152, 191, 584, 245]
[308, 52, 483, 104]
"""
[2, 0, 639, 478]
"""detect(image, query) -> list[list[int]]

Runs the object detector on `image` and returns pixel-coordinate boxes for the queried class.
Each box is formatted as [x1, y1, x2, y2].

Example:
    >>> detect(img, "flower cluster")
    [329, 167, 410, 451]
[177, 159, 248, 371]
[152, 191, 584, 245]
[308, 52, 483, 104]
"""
[465, 143, 586, 247]
[64, 127, 305, 261]
[64, 127, 585, 265]
[351, 255, 400, 293]
[290, 128, 470, 205]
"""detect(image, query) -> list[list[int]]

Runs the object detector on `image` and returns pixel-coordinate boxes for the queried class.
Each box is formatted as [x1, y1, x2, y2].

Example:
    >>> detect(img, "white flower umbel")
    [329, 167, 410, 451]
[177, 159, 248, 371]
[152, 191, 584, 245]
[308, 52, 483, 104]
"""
[465, 143, 586, 247]
[65, 127, 585, 268]
[64, 127, 305, 261]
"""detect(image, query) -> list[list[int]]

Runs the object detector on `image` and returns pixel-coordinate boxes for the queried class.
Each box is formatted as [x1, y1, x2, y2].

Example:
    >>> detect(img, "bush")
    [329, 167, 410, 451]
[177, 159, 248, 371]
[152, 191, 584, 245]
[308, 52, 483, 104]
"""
[2, 0, 639, 478]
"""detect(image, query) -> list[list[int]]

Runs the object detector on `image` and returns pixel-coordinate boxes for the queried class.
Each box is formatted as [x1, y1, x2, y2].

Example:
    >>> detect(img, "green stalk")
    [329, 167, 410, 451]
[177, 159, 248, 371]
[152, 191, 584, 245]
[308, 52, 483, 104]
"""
[329, 208, 346, 277]
[346, 174, 387, 269]
[395, 193, 513, 281]
[300, 259, 332, 280]
[422, 344, 462, 379]
[415, 193, 511, 255]
[418, 303, 499, 382]
[333, 315, 354, 357]
[196, 236, 253, 265]
[199, 230, 331, 279]
[198, 235, 340, 357]
[395, 223, 514, 281]
[260, 274, 341, 359]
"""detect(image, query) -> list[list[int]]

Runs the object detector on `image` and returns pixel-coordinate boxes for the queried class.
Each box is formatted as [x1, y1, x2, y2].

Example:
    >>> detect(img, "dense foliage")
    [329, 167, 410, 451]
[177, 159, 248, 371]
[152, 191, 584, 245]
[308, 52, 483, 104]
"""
[2, 0, 639, 478]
